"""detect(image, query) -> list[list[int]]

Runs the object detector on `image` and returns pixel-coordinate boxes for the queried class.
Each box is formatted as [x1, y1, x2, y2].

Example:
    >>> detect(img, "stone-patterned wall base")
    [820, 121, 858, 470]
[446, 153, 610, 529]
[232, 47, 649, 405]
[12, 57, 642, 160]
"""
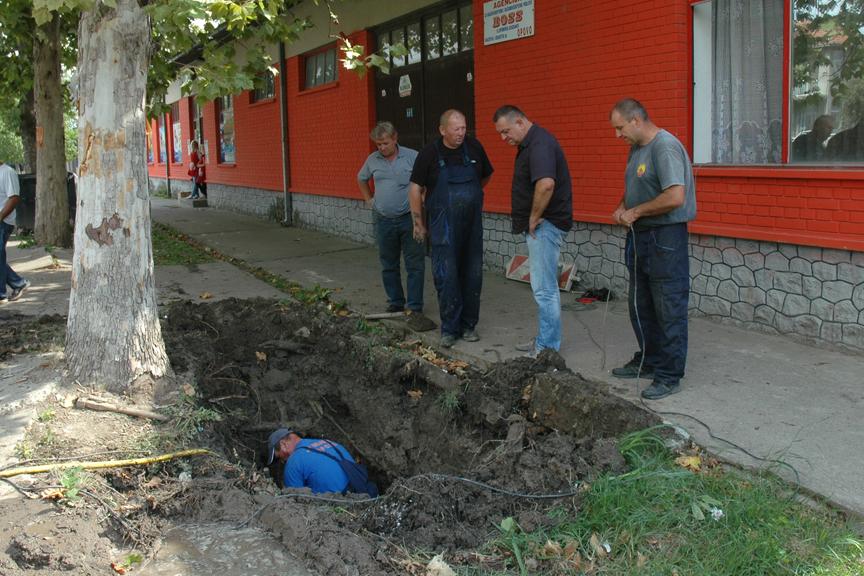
[148, 181, 864, 351]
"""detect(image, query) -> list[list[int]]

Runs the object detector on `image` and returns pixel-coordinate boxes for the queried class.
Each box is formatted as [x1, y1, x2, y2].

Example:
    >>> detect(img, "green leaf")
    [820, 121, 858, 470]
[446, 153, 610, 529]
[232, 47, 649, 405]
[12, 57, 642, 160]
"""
[499, 516, 515, 533]
[691, 501, 705, 521]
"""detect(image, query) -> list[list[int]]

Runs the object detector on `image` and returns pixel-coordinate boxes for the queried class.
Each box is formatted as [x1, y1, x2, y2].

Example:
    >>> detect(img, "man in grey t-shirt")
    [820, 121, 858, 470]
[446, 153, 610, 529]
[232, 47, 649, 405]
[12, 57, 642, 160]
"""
[358, 122, 425, 314]
[0, 162, 31, 304]
[609, 98, 697, 400]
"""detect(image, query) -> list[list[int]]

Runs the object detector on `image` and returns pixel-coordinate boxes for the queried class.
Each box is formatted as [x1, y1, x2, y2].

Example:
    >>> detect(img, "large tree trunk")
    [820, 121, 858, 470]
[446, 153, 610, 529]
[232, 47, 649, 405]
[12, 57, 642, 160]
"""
[19, 87, 37, 174]
[33, 12, 72, 248]
[66, 0, 169, 390]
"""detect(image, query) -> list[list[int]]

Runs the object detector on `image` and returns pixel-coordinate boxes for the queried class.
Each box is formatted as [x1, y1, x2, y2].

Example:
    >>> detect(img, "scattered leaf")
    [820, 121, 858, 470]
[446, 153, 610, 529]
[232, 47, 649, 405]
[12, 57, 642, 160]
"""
[692, 501, 705, 520]
[564, 539, 580, 559]
[590, 533, 607, 557]
[676, 455, 701, 471]
[143, 477, 162, 489]
[183, 384, 195, 396]
[40, 488, 65, 501]
[333, 287, 342, 291]
[40, 362, 51, 367]
[426, 553, 457, 576]
[61, 394, 76, 408]
[407, 390, 423, 398]
[111, 562, 130, 574]
[199, 292, 213, 299]
[637, 552, 646, 568]
[255, 351, 267, 361]
[543, 539, 563, 557]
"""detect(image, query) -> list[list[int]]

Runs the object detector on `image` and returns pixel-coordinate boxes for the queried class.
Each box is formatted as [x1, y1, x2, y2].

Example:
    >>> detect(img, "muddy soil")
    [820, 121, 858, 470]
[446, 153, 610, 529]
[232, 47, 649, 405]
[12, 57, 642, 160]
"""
[0, 299, 663, 575]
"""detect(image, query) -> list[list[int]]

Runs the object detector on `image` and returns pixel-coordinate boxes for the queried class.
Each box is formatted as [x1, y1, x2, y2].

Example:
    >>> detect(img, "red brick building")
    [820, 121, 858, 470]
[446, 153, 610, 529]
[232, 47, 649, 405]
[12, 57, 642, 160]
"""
[148, 0, 864, 350]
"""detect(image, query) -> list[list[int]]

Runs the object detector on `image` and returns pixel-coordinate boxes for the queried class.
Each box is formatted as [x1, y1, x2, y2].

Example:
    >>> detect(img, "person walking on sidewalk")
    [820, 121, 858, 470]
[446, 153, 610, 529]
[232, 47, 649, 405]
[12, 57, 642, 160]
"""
[609, 98, 697, 400]
[409, 110, 494, 347]
[358, 122, 424, 314]
[189, 141, 207, 199]
[494, 105, 573, 359]
[0, 161, 30, 304]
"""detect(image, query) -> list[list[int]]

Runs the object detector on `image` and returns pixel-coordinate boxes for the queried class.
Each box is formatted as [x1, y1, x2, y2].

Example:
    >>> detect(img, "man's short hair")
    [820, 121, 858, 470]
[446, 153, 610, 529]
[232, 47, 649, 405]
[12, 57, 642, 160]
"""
[439, 109, 465, 129]
[611, 98, 650, 122]
[813, 114, 835, 132]
[370, 121, 397, 140]
[492, 105, 526, 124]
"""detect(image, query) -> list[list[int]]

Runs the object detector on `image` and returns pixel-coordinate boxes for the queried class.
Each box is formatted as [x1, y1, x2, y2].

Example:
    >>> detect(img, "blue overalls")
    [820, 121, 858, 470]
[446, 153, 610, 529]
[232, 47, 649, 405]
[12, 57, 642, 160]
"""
[427, 141, 484, 338]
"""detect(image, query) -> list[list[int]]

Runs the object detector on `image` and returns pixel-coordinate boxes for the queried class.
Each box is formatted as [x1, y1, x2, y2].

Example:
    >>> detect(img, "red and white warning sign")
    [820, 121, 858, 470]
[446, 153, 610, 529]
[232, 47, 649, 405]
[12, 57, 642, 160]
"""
[505, 255, 578, 291]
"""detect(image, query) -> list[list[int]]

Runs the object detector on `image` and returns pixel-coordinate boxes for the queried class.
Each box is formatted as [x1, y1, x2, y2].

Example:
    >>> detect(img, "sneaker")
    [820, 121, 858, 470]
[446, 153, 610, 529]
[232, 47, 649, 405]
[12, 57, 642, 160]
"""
[462, 329, 479, 342]
[0, 296, 8, 304]
[523, 346, 540, 359]
[386, 304, 405, 313]
[439, 334, 457, 348]
[9, 281, 30, 302]
[641, 380, 681, 400]
[612, 358, 654, 379]
[515, 337, 536, 351]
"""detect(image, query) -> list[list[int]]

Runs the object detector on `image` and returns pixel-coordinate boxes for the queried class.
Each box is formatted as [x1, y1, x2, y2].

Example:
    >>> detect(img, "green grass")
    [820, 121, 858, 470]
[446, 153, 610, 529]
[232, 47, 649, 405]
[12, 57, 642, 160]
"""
[151, 224, 215, 266]
[476, 428, 864, 575]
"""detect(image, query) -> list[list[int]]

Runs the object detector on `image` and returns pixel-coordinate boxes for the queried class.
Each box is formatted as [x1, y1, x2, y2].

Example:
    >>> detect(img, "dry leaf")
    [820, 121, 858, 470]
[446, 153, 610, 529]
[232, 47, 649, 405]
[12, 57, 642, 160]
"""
[564, 540, 580, 559]
[543, 539, 564, 557]
[61, 394, 76, 408]
[338, 310, 348, 316]
[637, 552, 646, 568]
[110, 562, 130, 574]
[143, 477, 162, 489]
[183, 384, 195, 396]
[425, 553, 457, 576]
[333, 287, 342, 291]
[255, 351, 267, 361]
[40, 363, 51, 367]
[199, 292, 213, 299]
[590, 533, 607, 557]
[675, 455, 702, 471]
[40, 488, 65, 501]
[407, 390, 423, 398]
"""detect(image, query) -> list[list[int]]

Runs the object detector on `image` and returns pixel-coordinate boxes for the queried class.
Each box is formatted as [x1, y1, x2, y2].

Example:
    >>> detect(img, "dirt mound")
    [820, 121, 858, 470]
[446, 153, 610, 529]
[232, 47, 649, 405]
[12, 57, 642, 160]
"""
[158, 297, 663, 574]
[0, 312, 66, 359]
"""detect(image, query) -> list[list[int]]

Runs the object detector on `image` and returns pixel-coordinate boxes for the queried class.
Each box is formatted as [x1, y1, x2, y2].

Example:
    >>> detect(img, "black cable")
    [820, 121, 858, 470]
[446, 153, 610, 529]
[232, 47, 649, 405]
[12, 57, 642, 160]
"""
[625, 227, 801, 494]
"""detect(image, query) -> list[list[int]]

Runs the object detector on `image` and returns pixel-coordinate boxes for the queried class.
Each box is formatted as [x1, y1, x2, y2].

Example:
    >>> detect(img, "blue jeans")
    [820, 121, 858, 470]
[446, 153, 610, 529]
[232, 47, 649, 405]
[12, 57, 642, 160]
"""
[429, 202, 484, 337]
[525, 221, 568, 351]
[377, 213, 425, 311]
[626, 223, 690, 383]
[1, 222, 27, 298]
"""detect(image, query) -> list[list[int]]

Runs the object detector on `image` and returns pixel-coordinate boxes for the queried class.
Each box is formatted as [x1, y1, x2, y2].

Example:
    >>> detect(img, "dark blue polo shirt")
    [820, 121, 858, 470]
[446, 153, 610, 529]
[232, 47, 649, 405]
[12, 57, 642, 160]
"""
[510, 124, 573, 235]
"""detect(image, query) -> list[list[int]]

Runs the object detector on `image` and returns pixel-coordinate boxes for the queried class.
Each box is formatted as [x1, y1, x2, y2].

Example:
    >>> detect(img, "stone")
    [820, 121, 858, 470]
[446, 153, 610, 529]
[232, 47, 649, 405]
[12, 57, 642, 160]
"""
[689, 258, 700, 278]
[731, 302, 755, 322]
[802, 277, 823, 300]
[754, 269, 774, 290]
[838, 263, 864, 285]
[700, 296, 732, 316]
[852, 252, 864, 267]
[789, 258, 812, 276]
[773, 313, 794, 334]
[600, 260, 615, 278]
[588, 257, 602, 273]
[821, 322, 843, 343]
[691, 275, 708, 295]
[790, 314, 822, 338]
[701, 261, 712, 276]
[688, 292, 701, 310]
[812, 262, 837, 281]
[823, 248, 851, 264]
[706, 277, 720, 296]
[722, 249, 745, 267]
[739, 286, 766, 307]
[766, 289, 786, 311]
[822, 281, 853, 303]
[833, 300, 859, 323]
[798, 245, 822, 262]
[735, 238, 761, 254]
[854, 284, 864, 310]
[781, 294, 810, 317]
[744, 252, 765, 270]
[703, 247, 723, 264]
[571, 229, 591, 244]
[589, 230, 608, 244]
[760, 241, 778, 254]
[601, 243, 620, 261]
[842, 324, 864, 350]
[698, 235, 715, 248]
[773, 272, 803, 294]
[732, 266, 755, 287]
[765, 252, 790, 271]
[715, 237, 736, 250]
[754, 305, 775, 325]
[718, 279, 739, 302]
[778, 243, 798, 259]
[712, 263, 732, 280]
[580, 243, 601, 257]
[691, 245, 704, 260]
[809, 298, 834, 321]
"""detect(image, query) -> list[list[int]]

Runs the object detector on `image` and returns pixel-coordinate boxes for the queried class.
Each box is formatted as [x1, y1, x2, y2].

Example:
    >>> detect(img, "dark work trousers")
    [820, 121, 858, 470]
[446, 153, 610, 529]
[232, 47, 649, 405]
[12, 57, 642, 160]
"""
[427, 142, 484, 337]
[377, 212, 425, 311]
[625, 222, 690, 384]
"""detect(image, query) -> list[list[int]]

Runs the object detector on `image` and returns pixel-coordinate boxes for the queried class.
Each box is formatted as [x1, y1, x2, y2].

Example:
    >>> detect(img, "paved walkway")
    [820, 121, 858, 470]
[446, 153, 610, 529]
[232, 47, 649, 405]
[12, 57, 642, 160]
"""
[3, 197, 862, 523]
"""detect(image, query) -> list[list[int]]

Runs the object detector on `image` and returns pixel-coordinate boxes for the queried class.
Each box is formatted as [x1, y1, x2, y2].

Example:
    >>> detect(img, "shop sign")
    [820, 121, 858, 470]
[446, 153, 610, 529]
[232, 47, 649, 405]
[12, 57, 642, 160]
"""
[483, 0, 534, 46]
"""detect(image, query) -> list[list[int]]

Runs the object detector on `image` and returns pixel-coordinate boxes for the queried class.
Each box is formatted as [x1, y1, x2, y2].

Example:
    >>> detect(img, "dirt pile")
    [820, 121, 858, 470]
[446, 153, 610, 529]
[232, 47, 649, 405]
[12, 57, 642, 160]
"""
[157, 297, 663, 575]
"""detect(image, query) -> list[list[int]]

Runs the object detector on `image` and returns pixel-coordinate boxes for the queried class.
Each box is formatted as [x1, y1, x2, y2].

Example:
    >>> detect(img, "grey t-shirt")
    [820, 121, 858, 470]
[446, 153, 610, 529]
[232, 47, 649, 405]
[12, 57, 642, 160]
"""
[358, 145, 418, 218]
[0, 163, 20, 226]
[624, 130, 696, 230]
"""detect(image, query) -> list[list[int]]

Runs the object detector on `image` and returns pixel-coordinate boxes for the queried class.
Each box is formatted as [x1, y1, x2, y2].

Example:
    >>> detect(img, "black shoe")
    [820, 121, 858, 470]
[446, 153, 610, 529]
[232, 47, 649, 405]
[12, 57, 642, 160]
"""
[461, 329, 479, 342]
[385, 305, 405, 313]
[439, 334, 457, 348]
[9, 281, 30, 302]
[612, 358, 654, 379]
[641, 380, 681, 400]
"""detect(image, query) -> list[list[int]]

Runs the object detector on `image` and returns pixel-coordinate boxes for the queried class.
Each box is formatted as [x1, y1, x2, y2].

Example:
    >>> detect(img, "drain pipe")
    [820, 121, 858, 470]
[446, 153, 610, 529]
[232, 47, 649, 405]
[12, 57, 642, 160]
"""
[278, 41, 292, 226]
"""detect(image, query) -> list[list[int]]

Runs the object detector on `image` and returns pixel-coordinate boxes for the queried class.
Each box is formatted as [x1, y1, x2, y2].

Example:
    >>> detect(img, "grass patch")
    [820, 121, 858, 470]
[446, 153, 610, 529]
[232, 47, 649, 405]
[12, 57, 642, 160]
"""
[479, 428, 864, 575]
[151, 224, 215, 266]
[13, 232, 37, 248]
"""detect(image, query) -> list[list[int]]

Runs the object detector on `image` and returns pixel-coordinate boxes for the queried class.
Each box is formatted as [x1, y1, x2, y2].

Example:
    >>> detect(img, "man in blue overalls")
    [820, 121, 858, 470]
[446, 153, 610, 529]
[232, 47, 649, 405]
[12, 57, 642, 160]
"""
[409, 110, 494, 347]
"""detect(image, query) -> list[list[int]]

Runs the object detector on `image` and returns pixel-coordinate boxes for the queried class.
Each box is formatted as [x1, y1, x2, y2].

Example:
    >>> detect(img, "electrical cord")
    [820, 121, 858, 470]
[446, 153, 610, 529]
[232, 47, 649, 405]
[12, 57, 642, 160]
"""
[625, 226, 801, 494]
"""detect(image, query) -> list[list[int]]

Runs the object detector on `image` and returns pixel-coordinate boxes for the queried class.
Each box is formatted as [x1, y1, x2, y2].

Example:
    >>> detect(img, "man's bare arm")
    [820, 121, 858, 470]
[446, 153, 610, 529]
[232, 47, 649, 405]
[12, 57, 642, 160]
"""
[0, 195, 19, 221]
[357, 180, 374, 208]
[527, 177, 555, 237]
[618, 185, 685, 228]
[409, 182, 427, 243]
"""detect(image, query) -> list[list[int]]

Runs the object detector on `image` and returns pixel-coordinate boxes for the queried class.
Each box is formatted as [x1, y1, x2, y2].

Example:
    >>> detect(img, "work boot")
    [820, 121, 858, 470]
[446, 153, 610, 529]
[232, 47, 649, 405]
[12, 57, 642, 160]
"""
[612, 358, 654, 379]
[641, 380, 681, 400]
[462, 329, 479, 342]
[515, 337, 536, 351]
[439, 334, 457, 348]
[385, 304, 405, 313]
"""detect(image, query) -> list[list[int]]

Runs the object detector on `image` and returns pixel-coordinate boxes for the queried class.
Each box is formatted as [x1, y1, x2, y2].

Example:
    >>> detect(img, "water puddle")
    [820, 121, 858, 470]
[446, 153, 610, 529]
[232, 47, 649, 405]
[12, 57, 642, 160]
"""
[137, 523, 316, 576]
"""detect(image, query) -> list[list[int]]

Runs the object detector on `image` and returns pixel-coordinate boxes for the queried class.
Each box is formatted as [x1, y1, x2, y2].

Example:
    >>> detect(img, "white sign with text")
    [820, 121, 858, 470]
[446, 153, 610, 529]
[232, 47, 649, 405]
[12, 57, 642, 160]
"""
[483, 0, 534, 46]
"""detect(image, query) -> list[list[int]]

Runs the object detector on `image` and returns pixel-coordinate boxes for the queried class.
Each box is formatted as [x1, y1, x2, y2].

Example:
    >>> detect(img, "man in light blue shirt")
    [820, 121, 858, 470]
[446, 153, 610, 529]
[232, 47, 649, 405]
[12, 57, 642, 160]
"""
[358, 122, 425, 314]
[0, 162, 30, 304]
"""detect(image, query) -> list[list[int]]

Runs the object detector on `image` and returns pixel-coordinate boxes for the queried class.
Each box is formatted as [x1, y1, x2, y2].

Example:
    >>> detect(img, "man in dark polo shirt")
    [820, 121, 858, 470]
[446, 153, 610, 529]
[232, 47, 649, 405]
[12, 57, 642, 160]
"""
[409, 110, 494, 347]
[493, 105, 573, 357]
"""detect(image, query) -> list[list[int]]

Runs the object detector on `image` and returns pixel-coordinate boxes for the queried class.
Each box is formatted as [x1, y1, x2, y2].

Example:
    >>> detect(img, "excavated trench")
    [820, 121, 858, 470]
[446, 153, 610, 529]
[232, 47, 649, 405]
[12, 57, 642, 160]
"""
[159, 297, 664, 575]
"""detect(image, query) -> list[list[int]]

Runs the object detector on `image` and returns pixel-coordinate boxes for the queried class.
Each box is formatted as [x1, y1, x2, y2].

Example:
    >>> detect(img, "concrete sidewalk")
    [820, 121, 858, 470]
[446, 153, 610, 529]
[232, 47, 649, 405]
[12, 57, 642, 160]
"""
[3, 198, 862, 520]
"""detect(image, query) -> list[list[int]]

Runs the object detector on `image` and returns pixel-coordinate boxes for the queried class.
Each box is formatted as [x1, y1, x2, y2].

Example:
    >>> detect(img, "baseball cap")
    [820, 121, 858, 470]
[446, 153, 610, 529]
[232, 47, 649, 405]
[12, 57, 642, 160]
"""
[267, 428, 293, 465]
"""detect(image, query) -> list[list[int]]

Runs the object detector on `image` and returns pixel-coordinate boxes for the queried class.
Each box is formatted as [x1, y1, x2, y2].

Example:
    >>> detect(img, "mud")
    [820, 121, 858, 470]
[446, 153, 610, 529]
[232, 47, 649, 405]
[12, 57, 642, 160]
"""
[156, 297, 663, 574]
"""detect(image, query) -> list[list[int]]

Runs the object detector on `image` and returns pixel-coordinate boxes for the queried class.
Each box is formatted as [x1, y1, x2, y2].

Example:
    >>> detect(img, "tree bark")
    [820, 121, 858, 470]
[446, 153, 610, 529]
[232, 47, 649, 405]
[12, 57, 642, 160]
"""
[19, 87, 37, 174]
[33, 11, 71, 248]
[66, 0, 169, 390]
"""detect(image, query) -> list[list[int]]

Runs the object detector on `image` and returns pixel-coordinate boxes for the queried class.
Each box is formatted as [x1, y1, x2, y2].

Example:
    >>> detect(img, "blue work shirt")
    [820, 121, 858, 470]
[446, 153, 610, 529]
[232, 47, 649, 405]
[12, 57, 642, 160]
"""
[284, 439, 353, 494]
[358, 145, 418, 218]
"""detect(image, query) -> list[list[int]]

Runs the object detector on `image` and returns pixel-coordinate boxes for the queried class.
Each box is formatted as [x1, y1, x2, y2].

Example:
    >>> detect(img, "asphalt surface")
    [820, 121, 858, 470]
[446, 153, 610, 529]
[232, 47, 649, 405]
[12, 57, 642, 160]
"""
[2, 196, 862, 526]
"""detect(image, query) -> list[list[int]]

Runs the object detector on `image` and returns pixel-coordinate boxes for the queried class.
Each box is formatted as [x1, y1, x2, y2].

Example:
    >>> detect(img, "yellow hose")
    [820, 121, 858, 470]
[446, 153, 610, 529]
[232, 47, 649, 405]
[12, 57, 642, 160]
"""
[0, 449, 219, 478]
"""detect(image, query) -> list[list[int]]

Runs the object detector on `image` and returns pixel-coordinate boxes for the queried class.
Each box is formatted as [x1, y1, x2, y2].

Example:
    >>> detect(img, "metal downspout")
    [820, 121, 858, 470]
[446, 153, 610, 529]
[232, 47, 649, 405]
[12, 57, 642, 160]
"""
[278, 41, 292, 226]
